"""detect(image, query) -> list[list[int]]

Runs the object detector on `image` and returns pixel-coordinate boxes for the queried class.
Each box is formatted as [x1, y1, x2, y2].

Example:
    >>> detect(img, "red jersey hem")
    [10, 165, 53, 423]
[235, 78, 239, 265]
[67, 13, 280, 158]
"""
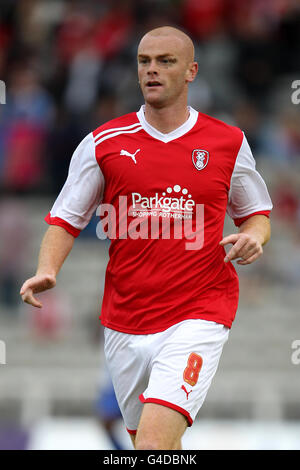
[100, 314, 232, 334]
[44, 213, 81, 238]
[126, 428, 137, 435]
[233, 210, 271, 227]
[139, 394, 193, 427]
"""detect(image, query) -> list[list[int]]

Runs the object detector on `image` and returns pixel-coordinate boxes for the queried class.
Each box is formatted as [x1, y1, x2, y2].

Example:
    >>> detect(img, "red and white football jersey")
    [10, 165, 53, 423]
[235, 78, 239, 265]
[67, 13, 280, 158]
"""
[45, 106, 272, 333]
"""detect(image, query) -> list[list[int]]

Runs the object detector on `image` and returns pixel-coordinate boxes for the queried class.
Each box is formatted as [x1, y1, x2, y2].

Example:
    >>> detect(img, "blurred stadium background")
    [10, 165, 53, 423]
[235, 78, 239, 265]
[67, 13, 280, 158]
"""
[0, 0, 300, 450]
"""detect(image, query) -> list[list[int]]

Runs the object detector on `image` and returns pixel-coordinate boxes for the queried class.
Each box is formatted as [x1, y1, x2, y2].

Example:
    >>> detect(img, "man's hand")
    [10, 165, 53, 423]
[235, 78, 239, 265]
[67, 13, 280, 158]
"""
[20, 274, 56, 308]
[19, 225, 75, 308]
[219, 233, 263, 265]
[220, 215, 271, 265]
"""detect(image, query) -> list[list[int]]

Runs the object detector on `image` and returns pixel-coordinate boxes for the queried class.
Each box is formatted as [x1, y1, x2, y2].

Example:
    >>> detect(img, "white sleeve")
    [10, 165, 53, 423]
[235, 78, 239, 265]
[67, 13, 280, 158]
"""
[227, 133, 273, 222]
[48, 132, 104, 232]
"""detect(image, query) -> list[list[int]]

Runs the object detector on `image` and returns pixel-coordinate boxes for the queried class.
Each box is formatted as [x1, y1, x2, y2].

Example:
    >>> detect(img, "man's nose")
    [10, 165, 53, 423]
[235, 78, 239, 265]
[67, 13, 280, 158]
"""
[147, 60, 158, 75]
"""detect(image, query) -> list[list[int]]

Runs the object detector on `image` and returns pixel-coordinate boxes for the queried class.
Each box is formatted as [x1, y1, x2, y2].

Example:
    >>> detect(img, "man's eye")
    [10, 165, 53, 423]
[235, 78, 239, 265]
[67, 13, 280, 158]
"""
[160, 58, 176, 64]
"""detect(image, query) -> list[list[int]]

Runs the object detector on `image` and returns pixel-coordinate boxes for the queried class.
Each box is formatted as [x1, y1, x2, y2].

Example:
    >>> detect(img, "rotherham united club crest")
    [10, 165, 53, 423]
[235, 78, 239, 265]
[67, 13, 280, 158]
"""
[192, 149, 209, 171]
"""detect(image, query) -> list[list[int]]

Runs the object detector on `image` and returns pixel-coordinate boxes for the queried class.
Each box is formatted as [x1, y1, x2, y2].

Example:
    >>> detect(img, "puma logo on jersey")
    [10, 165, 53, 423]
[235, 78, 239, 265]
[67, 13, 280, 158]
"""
[120, 148, 140, 164]
[181, 385, 193, 400]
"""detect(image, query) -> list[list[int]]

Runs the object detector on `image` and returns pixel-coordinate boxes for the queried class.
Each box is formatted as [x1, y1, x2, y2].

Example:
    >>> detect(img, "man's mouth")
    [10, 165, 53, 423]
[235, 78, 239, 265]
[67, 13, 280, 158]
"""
[146, 81, 162, 88]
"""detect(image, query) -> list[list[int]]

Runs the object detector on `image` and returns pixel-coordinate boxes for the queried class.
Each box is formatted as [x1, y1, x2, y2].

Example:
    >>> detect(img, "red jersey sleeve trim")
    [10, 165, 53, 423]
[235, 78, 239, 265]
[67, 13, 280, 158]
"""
[44, 212, 81, 238]
[139, 394, 193, 427]
[233, 210, 271, 227]
[126, 428, 137, 435]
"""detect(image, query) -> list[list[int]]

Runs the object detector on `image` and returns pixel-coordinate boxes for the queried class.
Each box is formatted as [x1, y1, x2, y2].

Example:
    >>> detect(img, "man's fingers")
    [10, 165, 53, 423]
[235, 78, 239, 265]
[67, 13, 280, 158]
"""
[236, 245, 263, 265]
[220, 233, 263, 264]
[20, 279, 33, 296]
[21, 289, 43, 308]
[237, 252, 260, 265]
[223, 237, 248, 263]
[226, 244, 256, 262]
[20, 275, 56, 295]
[25, 297, 43, 308]
[20, 277, 40, 295]
[219, 234, 243, 263]
[20, 274, 56, 308]
[219, 234, 239, 246]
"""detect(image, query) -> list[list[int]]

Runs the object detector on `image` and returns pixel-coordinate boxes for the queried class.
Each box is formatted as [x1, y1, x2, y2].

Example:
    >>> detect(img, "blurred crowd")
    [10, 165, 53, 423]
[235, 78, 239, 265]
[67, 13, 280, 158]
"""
[0, 0, 300, 193]
[0, 3, 300, 449]
[0, 0, 300, 311]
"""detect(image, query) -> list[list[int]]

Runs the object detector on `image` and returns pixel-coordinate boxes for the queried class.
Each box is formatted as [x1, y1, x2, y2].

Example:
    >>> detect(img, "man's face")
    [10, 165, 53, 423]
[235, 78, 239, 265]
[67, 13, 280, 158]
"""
[137, 34, 196, 108]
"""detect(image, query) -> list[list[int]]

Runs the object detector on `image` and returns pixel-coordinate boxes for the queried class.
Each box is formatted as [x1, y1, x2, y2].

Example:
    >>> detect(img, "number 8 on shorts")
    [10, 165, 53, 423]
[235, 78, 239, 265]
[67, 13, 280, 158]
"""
[183, 352, 203, 386]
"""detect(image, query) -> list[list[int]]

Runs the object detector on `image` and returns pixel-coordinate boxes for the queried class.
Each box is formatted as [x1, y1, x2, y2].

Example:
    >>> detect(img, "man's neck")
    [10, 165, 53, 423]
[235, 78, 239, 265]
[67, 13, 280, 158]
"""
[143, 102, 190, 134]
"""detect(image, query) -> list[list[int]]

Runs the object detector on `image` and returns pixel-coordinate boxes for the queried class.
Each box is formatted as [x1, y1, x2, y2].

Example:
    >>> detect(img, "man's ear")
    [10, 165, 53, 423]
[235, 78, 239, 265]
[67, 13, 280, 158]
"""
[186, 62, 198, 83]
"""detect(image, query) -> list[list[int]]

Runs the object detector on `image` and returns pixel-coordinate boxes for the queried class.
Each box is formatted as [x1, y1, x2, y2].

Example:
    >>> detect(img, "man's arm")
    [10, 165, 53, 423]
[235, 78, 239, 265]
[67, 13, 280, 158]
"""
[219, 214, 271, 265]
[20, 225, 75, 308]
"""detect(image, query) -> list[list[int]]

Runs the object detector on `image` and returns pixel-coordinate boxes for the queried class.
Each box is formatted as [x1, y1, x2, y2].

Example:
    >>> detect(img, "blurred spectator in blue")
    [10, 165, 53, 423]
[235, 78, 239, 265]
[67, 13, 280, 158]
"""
[0, 66, 55, 193]
[95, 375, 124, 450]
[63, 47, 103, 119]
[259, 108, 300, 165]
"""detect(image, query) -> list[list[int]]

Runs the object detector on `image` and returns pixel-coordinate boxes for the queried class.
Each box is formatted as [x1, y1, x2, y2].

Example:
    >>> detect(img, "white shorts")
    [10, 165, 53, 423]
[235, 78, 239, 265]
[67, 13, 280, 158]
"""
[104, 319, 229, 434]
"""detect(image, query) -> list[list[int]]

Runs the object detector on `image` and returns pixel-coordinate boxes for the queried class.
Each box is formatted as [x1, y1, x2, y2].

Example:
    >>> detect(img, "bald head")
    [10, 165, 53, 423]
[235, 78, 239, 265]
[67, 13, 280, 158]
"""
[137, 26, 198, 109]
[139, 26, 195, 64]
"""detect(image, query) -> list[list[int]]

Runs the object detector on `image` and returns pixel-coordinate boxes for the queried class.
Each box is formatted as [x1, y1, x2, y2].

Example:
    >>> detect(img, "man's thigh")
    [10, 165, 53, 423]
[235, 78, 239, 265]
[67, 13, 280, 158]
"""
[134, 402, 187, 450]
[104, 320, 229, 437]
[141, 319, 229, 427]
[103, 327, 150, 433]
